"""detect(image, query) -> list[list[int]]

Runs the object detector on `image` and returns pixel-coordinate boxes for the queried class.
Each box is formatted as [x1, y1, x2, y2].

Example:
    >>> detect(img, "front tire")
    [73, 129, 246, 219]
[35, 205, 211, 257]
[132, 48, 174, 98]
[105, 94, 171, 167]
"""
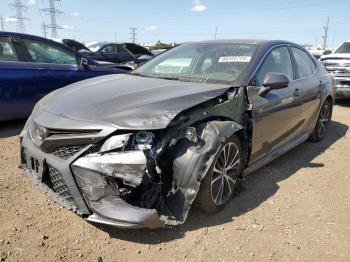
[196, 134, 242, 213]
[309, 99, 332, 142]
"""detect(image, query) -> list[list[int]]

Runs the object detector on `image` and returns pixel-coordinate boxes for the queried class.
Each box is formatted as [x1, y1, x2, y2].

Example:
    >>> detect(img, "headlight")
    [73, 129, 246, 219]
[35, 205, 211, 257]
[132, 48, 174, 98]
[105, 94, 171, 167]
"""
[100, 134, 132, 152]
[132, 131, 154, 150]
[28, 122, 48, 147]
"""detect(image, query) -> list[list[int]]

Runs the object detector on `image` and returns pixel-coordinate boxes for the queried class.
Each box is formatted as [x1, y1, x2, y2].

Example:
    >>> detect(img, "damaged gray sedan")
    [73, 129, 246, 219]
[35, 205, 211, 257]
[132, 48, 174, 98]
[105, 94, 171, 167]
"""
[20, 40, 334, 229]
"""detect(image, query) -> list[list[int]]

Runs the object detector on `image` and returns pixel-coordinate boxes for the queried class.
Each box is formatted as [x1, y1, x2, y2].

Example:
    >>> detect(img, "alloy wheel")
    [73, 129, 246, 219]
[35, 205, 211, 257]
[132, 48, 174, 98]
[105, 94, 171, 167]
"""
[317, 101, 331, 138]
[210, 142, 241, 205]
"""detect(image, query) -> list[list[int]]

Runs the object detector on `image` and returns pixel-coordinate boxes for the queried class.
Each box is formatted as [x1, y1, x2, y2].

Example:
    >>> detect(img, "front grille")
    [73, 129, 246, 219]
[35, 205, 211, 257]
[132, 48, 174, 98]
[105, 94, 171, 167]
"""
[51, 145, 87, 160]
[46, 164, 76, 206]
[340, 80, 350, 86]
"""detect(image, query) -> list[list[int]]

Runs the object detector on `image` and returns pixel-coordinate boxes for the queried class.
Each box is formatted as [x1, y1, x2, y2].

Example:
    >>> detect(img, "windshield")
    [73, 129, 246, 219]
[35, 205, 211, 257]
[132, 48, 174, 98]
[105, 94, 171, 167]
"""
[336, 42, 350, 54]
[131, 43, 257, 85]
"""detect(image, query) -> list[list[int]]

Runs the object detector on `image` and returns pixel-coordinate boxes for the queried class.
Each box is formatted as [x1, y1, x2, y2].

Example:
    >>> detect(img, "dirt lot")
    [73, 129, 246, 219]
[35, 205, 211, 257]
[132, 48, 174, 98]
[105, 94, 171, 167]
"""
[0, 101, 350, 262]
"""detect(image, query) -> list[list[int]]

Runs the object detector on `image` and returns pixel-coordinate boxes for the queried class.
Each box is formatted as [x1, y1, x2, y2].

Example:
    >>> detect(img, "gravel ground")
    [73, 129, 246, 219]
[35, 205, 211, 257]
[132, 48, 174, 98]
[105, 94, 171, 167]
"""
[0, 101, 350, 262]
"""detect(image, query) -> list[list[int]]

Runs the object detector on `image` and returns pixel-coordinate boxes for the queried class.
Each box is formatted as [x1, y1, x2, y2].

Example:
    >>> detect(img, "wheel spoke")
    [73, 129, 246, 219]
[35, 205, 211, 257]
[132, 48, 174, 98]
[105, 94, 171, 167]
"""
[211, 175, 221, 186]
[224, 174, 236, 184]
[213, 164, 222, 174]
[226, 148, 239, 170]
[226, 158, 240, 171]
[224, 176, 232, 196]
[218, 179, 224, 204]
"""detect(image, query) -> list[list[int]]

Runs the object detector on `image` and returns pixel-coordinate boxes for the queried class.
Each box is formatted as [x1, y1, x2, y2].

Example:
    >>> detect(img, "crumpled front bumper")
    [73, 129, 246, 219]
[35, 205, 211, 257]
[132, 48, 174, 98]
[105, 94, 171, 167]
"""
[20, 128, 164, 229]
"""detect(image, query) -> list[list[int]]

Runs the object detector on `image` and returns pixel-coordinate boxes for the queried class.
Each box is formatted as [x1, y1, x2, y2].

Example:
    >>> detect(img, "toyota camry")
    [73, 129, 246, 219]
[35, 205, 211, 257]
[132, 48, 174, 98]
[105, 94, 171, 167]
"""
[20, 40, 334, 229]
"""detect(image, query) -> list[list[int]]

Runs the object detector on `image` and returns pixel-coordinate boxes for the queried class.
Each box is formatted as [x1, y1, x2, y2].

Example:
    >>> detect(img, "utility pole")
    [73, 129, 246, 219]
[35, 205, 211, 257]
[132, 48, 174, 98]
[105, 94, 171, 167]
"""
[114, 32, 117, 43]
[9, 0, 29, 33]
[130, 27, 137, 43]
[322, 17, 329, 50]
[0, 16, 4, 31]
[41, 0, 63, 38]
[41, 22, 48, 38]
[214, 26, 218, 40]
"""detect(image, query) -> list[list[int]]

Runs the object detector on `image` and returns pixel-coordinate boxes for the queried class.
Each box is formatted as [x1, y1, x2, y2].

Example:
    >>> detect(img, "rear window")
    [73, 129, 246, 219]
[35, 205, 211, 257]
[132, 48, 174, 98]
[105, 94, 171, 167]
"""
[291, 47, 316, 79]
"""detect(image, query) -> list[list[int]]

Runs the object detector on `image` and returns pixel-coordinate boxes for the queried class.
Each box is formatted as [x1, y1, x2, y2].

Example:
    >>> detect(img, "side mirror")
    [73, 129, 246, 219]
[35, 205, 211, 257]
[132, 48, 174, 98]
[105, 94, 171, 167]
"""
[323, 50, 332, 55]
[80, 57, 90, 69]
[258, 73, 290, 96]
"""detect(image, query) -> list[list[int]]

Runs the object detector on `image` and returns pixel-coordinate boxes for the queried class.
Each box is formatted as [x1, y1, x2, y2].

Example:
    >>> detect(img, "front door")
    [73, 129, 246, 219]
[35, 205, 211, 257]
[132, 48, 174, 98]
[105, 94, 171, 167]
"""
[247, 46, 304, 164]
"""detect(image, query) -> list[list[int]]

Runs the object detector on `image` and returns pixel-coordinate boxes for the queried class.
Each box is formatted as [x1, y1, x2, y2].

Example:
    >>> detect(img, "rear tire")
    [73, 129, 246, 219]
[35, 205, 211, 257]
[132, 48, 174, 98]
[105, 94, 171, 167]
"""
[309, 99, 332, 142]
[196, 134, 242, 213]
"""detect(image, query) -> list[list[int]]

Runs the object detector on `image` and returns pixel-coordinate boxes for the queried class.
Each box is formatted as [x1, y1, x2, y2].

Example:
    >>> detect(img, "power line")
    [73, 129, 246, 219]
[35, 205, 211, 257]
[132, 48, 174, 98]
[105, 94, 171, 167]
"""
[41, 0, 63, 38]
[322, 17, 330, 49]
[9, 0, 29, 33]
[130, 27, 137, 43]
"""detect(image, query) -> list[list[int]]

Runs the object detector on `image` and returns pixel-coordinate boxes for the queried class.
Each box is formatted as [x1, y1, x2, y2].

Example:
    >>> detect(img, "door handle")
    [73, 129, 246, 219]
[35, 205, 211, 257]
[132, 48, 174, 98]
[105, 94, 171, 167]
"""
[293, 88, 302, 97]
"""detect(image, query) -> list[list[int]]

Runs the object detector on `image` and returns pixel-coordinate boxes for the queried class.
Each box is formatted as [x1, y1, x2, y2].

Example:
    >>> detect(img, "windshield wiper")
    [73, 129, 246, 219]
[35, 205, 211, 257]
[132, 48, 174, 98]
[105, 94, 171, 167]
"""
[160, 76, 179, 81]
[131, 72, 147, 77]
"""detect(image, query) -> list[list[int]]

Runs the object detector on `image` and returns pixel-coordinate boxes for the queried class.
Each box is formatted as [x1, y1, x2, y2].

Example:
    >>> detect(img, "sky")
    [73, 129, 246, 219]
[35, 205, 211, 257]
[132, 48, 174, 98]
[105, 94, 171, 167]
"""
[0, 0, 349, 47]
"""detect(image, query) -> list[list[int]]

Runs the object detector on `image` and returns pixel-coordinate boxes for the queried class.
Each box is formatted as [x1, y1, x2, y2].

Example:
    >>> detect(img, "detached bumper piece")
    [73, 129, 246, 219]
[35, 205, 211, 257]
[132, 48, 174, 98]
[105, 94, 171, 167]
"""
[86, 196, 164, 229]
[72, 152, 165, 229]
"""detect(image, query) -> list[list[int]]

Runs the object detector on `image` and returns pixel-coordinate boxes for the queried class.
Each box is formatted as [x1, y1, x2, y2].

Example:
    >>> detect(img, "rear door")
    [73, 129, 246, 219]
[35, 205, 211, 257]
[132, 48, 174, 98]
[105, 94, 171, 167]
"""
[0, 36, 34, 121]
[247, 45, 304, 164]
[290, 46, 322, 133]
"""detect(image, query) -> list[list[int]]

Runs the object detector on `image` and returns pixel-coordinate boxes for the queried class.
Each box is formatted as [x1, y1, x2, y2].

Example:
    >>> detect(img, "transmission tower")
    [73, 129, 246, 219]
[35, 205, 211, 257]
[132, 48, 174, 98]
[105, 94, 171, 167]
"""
[130, 27, 137, 43]
[0, 16, 4, 31]
[41, 0, 63, 38]
[322, 17, 330, 50]
[41, 22, 49, 38]
[9, 0, 29, 33]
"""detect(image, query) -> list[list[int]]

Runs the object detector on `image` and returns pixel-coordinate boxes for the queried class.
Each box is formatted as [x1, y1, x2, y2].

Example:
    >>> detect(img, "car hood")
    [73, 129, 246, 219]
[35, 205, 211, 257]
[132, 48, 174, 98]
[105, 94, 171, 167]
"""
[39, 74, 231, 130]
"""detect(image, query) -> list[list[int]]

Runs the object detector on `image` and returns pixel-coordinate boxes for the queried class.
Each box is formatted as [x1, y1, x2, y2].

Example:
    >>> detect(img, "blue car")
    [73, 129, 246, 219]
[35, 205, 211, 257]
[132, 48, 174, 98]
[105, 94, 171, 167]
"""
[0, 32, 127, 121]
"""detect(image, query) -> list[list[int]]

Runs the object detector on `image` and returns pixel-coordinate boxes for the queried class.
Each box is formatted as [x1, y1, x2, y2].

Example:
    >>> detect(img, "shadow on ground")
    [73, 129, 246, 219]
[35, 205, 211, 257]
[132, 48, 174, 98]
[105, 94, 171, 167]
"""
[97, 120, 348, 243]
[0, 119, 26, 138]
[335, 99, 350, 108]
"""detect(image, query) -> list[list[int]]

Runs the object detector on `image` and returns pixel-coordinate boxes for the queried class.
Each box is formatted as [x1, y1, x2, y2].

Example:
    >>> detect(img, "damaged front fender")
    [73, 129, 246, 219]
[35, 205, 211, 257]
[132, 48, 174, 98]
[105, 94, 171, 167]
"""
[165, 121, 242, 224]
[70, 121, 242, 228]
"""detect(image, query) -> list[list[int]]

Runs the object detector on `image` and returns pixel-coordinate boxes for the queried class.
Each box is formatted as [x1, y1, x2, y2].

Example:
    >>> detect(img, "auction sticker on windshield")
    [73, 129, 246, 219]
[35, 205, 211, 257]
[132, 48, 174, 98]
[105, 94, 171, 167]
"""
[218, 56, 251, 63]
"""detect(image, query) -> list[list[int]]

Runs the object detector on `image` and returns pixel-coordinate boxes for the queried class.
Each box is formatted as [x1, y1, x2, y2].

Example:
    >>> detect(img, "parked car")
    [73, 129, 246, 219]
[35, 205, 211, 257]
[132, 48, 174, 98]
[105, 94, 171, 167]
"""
[20, 39, 334, 229]
[0, 32, 128, 121]
[51, 38, 92, 53]
[85, 41, 109, 52]
[320, 40, 350, 98]
[151, 49, 168, 56]
[82, 42, 154, 64]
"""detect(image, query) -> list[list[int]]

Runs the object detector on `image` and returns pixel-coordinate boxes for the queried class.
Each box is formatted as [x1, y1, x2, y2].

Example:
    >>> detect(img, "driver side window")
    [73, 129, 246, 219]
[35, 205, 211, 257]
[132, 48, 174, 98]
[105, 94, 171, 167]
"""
[23, 38, 78, 65]
[255, 46, 293, 86]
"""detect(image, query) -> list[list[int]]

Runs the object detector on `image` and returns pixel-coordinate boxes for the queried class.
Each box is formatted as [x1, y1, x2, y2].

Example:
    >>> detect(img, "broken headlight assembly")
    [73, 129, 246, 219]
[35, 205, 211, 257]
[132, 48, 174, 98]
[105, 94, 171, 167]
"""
[100, 133, 132, 152]
[70, 130, 166, 227]
[72, 131, 157, 201]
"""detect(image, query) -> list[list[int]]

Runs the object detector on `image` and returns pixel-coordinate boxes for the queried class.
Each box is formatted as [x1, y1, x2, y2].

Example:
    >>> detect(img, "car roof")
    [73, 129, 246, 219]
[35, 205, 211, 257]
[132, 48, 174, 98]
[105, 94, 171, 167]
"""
[0, 31, 96, 62]
[186, 39, 296, 47]
[0, 31, 47, 39]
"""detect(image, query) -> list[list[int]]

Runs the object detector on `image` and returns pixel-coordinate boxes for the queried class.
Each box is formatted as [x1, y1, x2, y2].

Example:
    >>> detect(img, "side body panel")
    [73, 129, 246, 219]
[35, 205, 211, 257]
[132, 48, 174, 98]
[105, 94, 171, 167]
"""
[0, 60, 34, 121]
